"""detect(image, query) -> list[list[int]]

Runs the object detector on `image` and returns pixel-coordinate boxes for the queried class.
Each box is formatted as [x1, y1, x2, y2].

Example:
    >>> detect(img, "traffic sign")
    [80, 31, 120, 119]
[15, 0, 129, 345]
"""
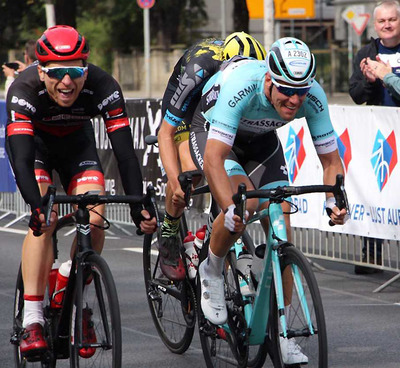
[274, 0, 315, 19]
[137, 0, 155, 9]
[342, 6, 370, 36]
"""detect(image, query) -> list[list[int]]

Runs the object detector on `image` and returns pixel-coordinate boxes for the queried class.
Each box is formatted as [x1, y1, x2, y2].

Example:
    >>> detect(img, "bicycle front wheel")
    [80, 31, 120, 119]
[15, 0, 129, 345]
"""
[143, 233, 196, 354]
[69, 253, 122, 368]
[273, 246, 328, 368]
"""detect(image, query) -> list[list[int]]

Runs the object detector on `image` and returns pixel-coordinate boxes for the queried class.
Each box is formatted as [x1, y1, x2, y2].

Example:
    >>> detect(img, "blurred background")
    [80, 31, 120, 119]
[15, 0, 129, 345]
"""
[0, 0, 377, 99]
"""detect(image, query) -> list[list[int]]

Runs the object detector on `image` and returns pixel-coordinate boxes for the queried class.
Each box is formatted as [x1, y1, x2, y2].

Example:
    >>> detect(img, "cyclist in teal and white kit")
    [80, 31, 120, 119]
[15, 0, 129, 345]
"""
[189, 37, 348, 365]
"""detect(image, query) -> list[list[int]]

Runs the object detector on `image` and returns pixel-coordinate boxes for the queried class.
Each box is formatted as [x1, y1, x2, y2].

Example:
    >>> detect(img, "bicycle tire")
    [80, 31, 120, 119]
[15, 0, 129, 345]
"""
[197, 249, 248, 368]
[142, 233, 196, 354]
[11, 265, 56, 368]
[272, 245, 328, 368]
[69, 253, 122, 368]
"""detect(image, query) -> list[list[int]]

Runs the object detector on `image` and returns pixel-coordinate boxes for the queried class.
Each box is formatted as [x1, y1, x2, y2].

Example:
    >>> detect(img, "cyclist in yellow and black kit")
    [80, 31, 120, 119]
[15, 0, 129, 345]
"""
[157, 32, 267, 281]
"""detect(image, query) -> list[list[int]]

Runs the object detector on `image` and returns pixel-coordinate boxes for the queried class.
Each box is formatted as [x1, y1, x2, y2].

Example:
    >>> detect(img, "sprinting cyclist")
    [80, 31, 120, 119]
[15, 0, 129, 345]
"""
[189, 37, 347, 365]
[6, 25, 157, 360]
[158, 32, 266, 281]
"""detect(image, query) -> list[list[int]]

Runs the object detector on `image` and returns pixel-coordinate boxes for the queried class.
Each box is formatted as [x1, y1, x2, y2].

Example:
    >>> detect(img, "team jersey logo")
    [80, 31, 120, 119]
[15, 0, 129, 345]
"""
[371, 130, 397, 191]
[284, 126, 306, 183]
[335, 129, 352, 173]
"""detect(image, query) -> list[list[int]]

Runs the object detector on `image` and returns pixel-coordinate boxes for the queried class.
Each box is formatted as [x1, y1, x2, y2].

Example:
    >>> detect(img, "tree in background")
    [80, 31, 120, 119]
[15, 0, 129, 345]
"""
[233, 0, 249, 33]
[0, 0, 207, 75]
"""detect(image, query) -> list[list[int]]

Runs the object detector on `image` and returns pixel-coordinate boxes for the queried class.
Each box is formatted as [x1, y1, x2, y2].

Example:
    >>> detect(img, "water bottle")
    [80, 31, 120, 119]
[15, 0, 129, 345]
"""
[48, 260, 60, 302]
[51, 260, 72, 308]
[236, 249, 256, 297]
[183, 231, 197, 279]
[193, 225, 207, 267]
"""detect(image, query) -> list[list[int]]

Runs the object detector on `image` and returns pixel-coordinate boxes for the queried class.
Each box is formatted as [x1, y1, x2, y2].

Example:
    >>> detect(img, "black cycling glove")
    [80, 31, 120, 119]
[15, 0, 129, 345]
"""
[29, 207, 43, 237]
[130, 204, 145, 229]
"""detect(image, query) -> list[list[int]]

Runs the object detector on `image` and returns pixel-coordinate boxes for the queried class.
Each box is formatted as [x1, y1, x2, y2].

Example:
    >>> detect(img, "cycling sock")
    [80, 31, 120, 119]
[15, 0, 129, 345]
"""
[161, 212, 180, 237]
[23, 295, 45, 328]
[204, 248, 224, 278]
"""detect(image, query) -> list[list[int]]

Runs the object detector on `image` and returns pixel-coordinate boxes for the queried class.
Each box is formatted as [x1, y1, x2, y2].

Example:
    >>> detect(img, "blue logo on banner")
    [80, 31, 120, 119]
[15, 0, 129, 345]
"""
[370, 129, 397, 191]
[0, 100, 16, 192]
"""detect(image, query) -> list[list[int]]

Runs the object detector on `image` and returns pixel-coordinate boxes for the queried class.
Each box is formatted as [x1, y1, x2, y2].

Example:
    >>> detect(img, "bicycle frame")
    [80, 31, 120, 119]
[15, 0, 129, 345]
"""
[231, 201, 314, 346]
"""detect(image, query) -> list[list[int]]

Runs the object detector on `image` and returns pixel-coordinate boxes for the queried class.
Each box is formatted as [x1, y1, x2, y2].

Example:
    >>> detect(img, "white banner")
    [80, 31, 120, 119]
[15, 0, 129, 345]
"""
[277, 105, 400, 241]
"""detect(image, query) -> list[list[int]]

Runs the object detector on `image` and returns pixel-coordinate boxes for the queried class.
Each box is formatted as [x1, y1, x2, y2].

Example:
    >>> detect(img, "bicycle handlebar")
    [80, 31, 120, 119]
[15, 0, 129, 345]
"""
[232, 174, 349, 226]
[40, 184, 161, 233]
[178, 170, 204, 207]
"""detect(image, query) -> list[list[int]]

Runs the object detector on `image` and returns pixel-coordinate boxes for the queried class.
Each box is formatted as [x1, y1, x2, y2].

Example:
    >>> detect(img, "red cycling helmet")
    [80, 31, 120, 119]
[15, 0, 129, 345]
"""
[36, 25, 90, 64]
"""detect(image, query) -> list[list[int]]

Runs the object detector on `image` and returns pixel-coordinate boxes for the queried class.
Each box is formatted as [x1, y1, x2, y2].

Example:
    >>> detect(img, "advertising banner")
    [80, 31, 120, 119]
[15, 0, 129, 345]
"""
[277, 105, 400, 241]
[0, 100, 17, 192]
[93, 98, 166, 200]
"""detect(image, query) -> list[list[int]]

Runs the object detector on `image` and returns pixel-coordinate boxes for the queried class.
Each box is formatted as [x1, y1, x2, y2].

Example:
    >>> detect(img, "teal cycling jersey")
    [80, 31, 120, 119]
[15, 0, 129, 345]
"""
[200, 58, 337, 154]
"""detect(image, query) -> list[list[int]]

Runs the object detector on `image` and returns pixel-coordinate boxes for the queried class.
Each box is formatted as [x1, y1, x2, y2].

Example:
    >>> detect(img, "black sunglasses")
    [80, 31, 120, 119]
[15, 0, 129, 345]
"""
[271, 78, 310, 97]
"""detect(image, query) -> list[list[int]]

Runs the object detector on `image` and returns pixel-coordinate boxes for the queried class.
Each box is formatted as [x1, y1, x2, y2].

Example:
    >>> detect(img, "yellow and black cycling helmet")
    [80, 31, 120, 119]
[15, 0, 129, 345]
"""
[223, 31, 266, 61]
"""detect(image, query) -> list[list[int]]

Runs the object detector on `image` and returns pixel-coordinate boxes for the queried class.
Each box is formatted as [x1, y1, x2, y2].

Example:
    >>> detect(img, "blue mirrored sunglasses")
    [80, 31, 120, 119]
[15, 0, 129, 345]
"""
[271, 79, 310, 97]
[41, 66, 88, 80]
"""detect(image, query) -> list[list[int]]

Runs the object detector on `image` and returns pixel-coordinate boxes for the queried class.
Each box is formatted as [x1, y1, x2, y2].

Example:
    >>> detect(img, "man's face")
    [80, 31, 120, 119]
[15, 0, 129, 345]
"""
[38, 60, 87, 107]
[374, 5, 400, 44]
[265, 74, 308, 121]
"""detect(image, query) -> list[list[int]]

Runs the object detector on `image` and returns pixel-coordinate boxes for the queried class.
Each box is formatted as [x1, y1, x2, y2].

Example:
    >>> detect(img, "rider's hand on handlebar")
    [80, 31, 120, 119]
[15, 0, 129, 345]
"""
[171, 186, 186, 209]
[29, 207, 57, 236]
[326, 197, 348, 225]
[224, 204, 248, 233]
[139, 209, 158, 234]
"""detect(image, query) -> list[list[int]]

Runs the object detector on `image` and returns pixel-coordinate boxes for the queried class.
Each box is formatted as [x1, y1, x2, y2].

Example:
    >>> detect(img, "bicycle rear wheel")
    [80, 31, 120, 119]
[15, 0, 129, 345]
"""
[198, 250, 248, 368]
[69, 253, 122, 368]
[273, 245, 328, 368]
[143, 233, 196, 354]
[11, 265, 56, 368]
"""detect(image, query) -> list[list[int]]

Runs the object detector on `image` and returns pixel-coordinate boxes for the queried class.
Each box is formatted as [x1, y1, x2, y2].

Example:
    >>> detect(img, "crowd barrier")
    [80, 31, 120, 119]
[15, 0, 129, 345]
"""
[1, 99, 399, 291]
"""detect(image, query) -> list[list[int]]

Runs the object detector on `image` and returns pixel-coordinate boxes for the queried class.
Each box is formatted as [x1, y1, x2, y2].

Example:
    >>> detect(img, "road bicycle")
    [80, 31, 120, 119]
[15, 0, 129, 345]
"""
[11, 184, 158, 368]
[197, 174, 348, 368]
[142, 165, 210, 354]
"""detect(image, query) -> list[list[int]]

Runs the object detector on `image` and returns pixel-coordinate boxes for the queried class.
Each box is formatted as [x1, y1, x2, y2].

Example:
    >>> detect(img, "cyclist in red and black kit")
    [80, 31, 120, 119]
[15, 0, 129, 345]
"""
[158, 32, 267, 281]
[6, 25, 157, 359]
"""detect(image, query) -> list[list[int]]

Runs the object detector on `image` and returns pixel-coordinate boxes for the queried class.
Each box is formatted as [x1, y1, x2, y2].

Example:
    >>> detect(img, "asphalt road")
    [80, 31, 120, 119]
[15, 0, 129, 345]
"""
[0, 218, 399, 368]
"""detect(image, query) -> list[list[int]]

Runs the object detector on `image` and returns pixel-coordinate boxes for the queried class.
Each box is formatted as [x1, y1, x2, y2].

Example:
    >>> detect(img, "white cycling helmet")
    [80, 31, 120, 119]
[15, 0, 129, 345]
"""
[267, 37, 315, 87]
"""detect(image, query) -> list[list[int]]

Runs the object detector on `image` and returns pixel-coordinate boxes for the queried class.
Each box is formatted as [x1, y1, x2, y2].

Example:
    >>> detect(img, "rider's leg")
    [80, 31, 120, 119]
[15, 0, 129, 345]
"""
[22, 182, 57, 328]
[160, 137, 201, 281]
[199, 173, 257, 324]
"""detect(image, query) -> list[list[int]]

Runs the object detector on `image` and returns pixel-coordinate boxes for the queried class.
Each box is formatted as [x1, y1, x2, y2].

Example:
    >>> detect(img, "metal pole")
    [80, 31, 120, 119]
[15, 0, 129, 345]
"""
[144, 8, 151, 97]
[348, 23, 353, 81]
[45, 1, 56, 28]
[221, 0, 226, 39]
[264, 0, 275, 51]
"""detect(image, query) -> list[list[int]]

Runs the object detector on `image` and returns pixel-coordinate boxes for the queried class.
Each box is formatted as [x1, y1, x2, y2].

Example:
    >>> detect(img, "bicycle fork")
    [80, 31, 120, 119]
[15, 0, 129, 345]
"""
[268, 203, 315, 338]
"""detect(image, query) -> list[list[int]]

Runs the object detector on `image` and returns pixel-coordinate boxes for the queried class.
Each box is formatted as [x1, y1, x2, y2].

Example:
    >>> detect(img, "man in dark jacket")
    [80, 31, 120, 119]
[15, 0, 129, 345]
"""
[349, 0, 400, 273]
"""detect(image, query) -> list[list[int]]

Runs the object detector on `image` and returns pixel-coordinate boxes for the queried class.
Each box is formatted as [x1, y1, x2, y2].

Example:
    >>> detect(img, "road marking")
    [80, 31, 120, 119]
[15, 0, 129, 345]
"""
[123, 247, 159, 256]
[0, 227, 27, 235]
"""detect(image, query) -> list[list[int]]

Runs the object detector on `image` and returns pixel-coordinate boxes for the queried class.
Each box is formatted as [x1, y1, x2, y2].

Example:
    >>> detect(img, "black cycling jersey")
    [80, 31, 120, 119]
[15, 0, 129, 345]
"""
[6, 63, 142, 210]
[162, 38, 225, 128]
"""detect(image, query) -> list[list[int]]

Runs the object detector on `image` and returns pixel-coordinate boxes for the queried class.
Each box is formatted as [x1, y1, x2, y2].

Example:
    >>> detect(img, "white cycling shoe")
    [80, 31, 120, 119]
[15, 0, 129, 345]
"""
[280, 336, 309, 365]
[199, 261, 227, 325]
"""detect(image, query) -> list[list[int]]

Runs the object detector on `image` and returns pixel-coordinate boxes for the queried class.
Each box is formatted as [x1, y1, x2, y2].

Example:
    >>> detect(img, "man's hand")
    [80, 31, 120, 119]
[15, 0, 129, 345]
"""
[169, 179, 186, 209]
[138, 209, 157, 234]
[360, 58, 377, 83]
[326, 197, 348, 225]
[130, 205, 157, 234]
[2, 64, 16, 78]
[224, 204, 248, 233]
[29, 208, 57, 236]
